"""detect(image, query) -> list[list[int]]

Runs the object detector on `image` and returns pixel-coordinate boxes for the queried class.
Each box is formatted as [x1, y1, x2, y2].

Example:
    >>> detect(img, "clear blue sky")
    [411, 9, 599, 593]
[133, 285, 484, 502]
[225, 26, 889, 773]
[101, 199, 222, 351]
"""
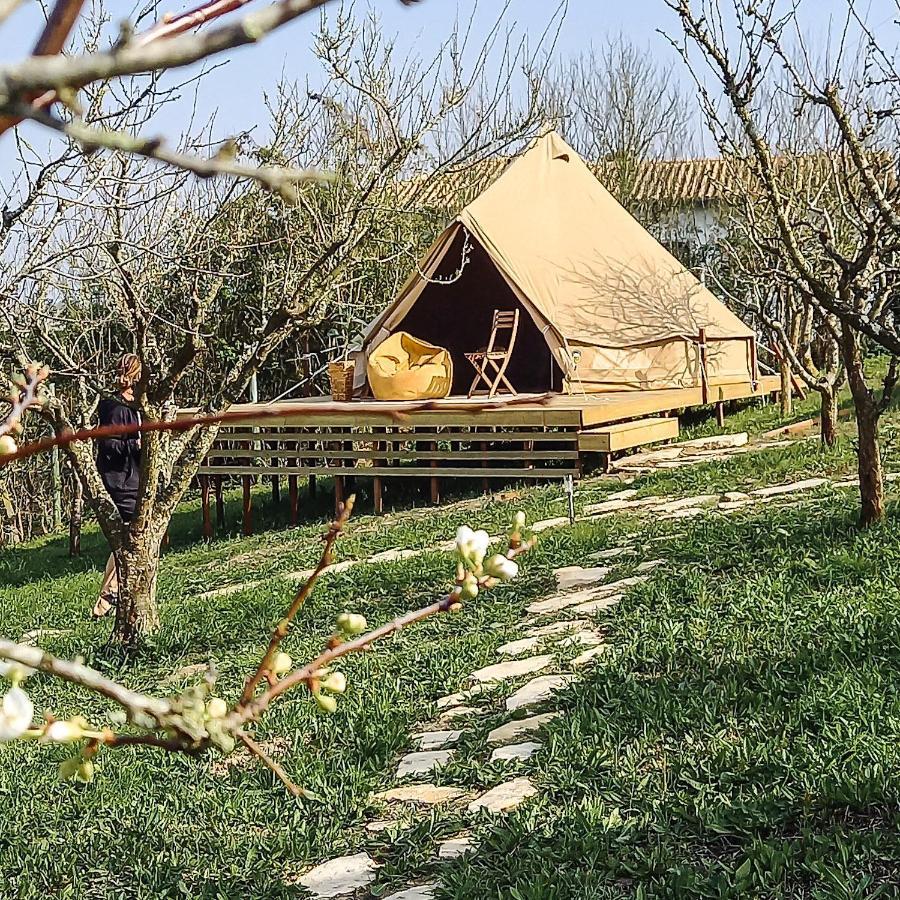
[2, 0, 899, 171]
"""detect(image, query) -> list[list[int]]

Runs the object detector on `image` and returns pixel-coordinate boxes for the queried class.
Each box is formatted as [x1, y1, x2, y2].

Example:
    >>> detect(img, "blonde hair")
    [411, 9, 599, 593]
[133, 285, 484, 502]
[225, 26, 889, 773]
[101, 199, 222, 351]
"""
[116, 353, 142, 390]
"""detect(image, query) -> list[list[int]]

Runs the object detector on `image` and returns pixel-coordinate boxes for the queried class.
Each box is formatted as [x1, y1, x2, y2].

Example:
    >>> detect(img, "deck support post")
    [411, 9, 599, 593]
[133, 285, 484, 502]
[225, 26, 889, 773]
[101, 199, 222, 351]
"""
[288, 457, 299, 526]
[715, 401, 726, 428]
[430, 441, 440, 505]
[200, 475, 213, 540]
[215, 476, 225, 531]
[373, 430, 384, 514]
[242, 475, 253, 536]
[373, 476, 384, 514]
[271, 472, 281, 505]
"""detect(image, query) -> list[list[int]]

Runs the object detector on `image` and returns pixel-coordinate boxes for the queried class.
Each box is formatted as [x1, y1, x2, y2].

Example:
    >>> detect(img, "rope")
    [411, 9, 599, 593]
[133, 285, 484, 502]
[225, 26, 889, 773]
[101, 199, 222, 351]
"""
[413, 229, 473, 285]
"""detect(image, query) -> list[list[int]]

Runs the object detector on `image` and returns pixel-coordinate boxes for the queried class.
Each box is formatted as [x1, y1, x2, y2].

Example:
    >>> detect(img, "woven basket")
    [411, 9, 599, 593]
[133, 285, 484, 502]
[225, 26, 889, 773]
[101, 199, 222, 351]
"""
[328, 360, 355, 401]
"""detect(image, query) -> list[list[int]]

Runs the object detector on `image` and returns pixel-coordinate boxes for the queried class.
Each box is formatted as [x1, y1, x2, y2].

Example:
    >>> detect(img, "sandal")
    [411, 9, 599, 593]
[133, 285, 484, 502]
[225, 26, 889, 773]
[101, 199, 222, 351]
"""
[92, 593, 117, 619]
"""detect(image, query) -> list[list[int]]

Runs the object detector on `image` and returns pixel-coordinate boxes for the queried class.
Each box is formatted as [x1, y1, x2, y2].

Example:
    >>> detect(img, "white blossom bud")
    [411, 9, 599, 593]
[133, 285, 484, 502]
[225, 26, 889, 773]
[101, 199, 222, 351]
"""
[456, 525, 490, 569]
[0, 686, 33, 741]
[206, 698, 228, 719]
[0, 657, 35, 682]
[321, 672, 347, 694]
[45, 719, 85, 743]
[485, 554, 519, 582]
[271, 652, 293, 676]
[315, 692, 338, 714]
[336, 613, 367, 635]
[460, 572, 479, 600]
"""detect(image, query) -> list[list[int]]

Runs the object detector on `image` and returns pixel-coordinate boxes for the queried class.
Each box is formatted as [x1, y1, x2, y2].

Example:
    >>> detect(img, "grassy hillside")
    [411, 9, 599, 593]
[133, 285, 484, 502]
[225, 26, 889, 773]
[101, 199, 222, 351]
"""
[4, 394, 900, 898]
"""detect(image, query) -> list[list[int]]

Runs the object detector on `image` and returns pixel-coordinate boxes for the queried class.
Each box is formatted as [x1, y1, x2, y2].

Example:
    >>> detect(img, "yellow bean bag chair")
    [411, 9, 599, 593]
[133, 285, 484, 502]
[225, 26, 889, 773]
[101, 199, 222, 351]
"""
[367, 332, 453, 401]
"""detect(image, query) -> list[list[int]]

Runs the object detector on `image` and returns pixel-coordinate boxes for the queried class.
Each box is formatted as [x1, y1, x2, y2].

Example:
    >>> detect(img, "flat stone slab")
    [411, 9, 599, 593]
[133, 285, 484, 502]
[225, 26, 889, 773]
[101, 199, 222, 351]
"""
[588, 546, 635, 561]
[468, 777, 538, 814]
[365, 819, 397, 833]
[383, 885, 437, 900]
[752, 478, 828, 498]
[554, 565, 612, 590]
[368, 548, 420, 564]
[496, 636, 541, 657]
[635, 559, 664, 573]
[396, 750, 454, 778]
[570, 594, 623, 615]
[718, 500, 752, 513]
[722, 491, 751, 502]
[651, 494, 718, 513]
[527, 586, 609, 616]
[679, 432, 749, 450]
[436, 683, 485, 708]
[19, 628, 72, 645]
[526, 619, 589, 638]
[491, 740, 542, 763]
[199, 580, 262, 600]
[506, 674, 575, 712]
[557, 630, 604, 649]
[438, 835, 475, 859]
[298, 852, 378, 898]
[582, 496, 660, 516]
[571, 645, 611, 667]
[659, 507, 706, 520]
[413, 730, 462, 751]
[488, 711, 561, 745]
[437, 705, 481, 723]
[470, 655, 554, 684]
[606, 488, 639, 501]
[375, 784, 465, 805]
[531, 516, 569, 533]
[162, 662, 210, 684]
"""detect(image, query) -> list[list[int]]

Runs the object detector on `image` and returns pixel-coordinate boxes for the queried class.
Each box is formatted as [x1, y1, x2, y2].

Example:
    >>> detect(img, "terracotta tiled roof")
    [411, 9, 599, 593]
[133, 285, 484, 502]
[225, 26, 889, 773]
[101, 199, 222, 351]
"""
[396, 153, 895, 212]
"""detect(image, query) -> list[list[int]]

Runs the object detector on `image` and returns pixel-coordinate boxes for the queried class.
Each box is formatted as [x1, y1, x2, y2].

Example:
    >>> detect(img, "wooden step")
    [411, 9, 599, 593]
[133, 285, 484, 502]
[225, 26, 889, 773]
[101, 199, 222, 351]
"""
[578, 417, 679, 453]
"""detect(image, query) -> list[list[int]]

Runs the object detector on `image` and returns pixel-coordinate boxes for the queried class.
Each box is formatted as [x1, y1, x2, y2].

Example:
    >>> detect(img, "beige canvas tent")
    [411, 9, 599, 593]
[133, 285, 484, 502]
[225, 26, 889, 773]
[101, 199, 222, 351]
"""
[358, 131, 756, 395]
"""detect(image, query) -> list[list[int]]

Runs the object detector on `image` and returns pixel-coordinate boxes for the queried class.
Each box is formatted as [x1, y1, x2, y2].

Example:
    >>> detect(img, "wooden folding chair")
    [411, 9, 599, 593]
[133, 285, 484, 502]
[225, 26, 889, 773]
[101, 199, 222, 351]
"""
[466, 308, 520, 398]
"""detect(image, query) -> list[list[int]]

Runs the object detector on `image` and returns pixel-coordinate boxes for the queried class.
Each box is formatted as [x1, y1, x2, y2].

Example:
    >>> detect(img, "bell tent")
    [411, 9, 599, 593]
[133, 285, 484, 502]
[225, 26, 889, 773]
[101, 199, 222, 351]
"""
[358, 131, 756, 396]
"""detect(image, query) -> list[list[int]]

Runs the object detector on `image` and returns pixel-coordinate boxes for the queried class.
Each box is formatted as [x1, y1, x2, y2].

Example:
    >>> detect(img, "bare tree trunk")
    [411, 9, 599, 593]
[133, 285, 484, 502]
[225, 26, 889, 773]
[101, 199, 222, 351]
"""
[780, 356, 793, 416]
[852, 393, 884, 527]
[69, 474, 83, 557]
[840, 330, 884, 526]
[819, 387, 838, 448]
[112, 523, 164, 648]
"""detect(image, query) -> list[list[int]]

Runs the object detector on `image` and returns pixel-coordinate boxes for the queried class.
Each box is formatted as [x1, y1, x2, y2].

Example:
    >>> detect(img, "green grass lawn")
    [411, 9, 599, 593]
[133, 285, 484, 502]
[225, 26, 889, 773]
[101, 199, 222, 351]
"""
[5, 395, 900, 897]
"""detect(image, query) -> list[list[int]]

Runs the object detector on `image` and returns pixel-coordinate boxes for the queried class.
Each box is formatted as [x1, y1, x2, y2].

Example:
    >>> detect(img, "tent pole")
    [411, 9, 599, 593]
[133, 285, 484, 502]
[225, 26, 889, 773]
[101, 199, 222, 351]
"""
[698, 327, 709, 405]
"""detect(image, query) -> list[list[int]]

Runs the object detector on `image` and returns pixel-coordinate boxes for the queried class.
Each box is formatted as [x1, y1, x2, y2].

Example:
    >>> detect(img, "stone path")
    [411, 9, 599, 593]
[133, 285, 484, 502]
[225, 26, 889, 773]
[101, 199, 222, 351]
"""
[248, 464, 893, 897]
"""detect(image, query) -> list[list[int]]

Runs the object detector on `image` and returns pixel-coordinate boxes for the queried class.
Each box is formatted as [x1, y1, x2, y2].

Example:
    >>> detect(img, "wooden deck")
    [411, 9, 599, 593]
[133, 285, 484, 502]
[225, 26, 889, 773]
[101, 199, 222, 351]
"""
[185, 376, 781, 534]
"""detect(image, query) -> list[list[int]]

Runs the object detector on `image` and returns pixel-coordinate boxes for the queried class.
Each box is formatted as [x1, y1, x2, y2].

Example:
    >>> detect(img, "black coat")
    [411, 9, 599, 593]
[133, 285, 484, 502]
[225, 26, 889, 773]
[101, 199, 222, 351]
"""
[96, 397, 141, 521]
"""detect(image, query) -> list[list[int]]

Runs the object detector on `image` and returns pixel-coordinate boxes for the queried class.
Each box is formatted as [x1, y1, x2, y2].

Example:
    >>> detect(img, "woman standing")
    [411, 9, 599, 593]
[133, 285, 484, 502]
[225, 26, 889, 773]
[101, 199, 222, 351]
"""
[92, 354, 142, 618]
